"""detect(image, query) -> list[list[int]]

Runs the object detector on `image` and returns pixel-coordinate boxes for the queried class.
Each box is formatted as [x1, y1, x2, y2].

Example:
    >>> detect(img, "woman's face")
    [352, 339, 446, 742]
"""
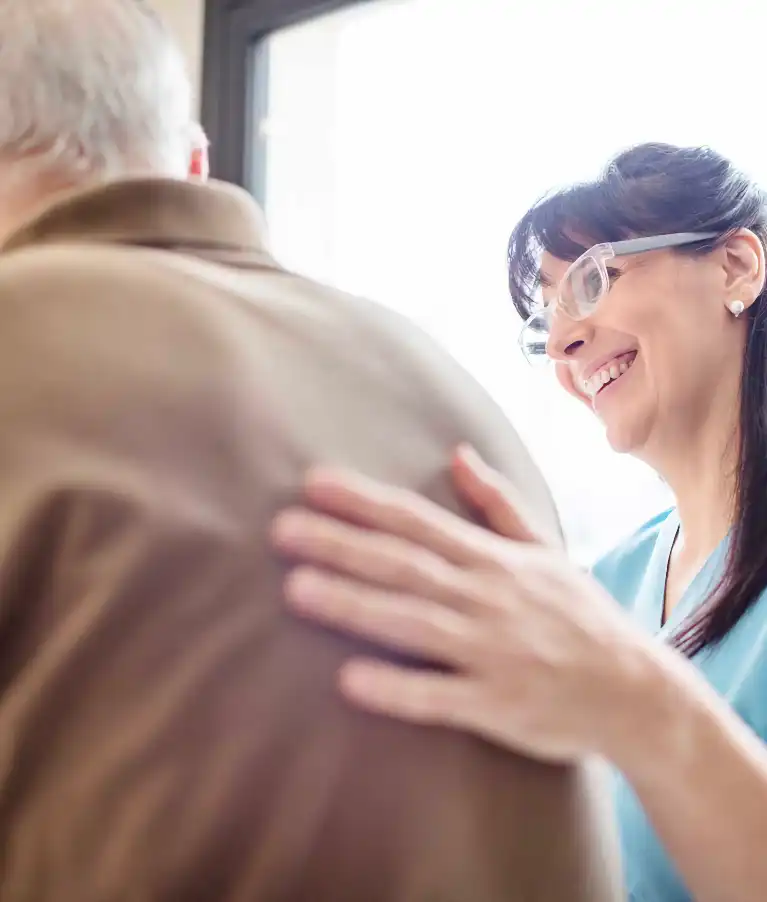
[541, 233, 764, 461]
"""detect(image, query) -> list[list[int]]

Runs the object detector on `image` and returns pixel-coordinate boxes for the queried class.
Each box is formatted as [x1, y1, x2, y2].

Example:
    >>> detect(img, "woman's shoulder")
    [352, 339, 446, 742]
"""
[590, 508, 676, 605]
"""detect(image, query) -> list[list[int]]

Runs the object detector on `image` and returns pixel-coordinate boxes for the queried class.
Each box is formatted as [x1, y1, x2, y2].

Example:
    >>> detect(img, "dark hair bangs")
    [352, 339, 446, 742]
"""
[507, 182, 627, 321]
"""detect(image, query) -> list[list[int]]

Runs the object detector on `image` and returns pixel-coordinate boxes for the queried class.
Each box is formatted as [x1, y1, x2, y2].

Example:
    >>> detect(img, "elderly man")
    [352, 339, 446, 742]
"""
[0, 2, 623, 899]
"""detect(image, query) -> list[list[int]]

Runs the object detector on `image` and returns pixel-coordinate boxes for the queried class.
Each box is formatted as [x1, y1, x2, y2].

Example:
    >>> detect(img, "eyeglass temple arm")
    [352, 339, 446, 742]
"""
[609, 231, 720, 255]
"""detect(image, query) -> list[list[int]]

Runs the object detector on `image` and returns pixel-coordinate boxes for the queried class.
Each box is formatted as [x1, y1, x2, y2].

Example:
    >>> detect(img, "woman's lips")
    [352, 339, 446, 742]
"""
[581, 350, 638, 399]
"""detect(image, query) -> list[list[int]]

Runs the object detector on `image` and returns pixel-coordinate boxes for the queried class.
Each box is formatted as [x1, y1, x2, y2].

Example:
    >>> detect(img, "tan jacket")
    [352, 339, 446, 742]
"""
[0, 178, 623, 901]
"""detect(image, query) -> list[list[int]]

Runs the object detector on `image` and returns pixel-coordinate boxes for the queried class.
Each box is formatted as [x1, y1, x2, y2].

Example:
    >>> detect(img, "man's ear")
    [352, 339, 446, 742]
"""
[188, 124, 210, 181]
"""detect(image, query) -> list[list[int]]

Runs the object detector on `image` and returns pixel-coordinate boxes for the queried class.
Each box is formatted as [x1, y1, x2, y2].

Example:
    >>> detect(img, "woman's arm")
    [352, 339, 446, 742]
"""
[611, 644, 767, 902]
[450, 443, 767, 900]
[272, 452, 767, 902]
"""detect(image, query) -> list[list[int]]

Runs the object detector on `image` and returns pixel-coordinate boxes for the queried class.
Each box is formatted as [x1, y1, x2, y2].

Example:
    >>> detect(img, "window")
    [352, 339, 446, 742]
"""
[203, 0, 766, 561]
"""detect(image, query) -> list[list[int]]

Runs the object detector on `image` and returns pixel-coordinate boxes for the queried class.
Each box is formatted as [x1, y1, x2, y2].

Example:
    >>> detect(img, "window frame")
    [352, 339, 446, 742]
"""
[202, 0, 375, 200]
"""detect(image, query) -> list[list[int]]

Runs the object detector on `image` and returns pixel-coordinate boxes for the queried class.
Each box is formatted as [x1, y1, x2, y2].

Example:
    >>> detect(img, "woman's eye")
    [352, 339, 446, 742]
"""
[606, 267, 622, 286]
[584, 269, 603, 294]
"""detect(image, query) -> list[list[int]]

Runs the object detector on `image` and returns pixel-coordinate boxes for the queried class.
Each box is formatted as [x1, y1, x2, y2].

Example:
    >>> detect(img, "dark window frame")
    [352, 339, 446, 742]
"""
[201, 0, 374, 201]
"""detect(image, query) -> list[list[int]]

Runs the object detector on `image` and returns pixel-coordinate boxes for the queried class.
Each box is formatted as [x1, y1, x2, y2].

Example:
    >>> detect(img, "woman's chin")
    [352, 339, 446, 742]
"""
[602, 416, 651, 456]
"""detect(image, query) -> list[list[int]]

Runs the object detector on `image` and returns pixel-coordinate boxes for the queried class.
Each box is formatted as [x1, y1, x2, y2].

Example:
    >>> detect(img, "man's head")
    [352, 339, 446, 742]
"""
[0, 0, 205, 238]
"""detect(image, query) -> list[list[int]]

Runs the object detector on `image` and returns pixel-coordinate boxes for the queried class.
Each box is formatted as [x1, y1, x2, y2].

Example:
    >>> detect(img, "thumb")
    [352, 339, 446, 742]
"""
[452, 445, 541, 543]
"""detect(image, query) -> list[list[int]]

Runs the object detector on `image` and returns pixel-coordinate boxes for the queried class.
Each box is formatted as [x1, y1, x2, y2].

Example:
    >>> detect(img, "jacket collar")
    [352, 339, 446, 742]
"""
[1, 177, 278, 267]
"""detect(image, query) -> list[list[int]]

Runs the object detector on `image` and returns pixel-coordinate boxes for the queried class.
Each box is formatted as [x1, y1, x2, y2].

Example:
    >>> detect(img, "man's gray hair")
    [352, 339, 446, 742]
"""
[0, 0, 195, 179]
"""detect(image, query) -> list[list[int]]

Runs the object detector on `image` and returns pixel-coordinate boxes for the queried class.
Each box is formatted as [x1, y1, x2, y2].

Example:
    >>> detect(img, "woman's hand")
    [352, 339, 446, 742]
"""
[271, 454, 657, 764]
[451, 444, 559, 545]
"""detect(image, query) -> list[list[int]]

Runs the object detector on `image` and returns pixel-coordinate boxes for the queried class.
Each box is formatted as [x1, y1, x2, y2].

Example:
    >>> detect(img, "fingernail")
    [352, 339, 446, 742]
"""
[457, 444, 482, 466]
[285, 568, 327, 607]
[340, 662, 372, 695]
[305, 467, 347, 490]
[271, 511, 306, 547]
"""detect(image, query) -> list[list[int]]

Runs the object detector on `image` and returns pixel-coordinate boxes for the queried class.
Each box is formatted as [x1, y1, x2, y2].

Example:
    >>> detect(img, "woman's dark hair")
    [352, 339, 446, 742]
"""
[507, 142, 767, 656]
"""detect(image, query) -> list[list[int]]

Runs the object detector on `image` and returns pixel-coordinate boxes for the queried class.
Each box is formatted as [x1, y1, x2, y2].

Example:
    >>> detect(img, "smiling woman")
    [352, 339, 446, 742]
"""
[274, 143, 767, 902]
[508, 143, 767, 650]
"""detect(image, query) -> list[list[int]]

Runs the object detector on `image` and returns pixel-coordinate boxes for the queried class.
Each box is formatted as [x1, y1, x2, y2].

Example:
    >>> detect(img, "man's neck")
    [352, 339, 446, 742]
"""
[0, 155, 181, 247]
[0, 162, 83, 246]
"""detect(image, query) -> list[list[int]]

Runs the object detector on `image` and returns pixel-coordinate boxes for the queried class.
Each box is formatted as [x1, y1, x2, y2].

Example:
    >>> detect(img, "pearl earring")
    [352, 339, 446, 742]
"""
[729, 300, 746, 318]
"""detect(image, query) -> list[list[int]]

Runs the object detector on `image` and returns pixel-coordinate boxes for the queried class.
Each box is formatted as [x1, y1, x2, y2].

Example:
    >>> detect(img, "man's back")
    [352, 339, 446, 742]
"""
[0, 178, 622, 901]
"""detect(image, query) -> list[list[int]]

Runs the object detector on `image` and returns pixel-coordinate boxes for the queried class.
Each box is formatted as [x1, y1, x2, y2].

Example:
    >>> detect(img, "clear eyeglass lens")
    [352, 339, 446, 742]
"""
[519, 310, 551, 366]
[520, 254, 609, 366]
[560, 254, 606, 317]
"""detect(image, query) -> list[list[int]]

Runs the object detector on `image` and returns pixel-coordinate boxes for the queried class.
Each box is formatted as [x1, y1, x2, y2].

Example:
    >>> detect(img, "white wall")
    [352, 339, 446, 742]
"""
[152, 0, 205, 111]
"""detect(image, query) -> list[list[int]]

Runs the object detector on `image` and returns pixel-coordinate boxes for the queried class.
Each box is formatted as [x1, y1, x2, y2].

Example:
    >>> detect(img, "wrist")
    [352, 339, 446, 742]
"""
[596, 637, 700, 777]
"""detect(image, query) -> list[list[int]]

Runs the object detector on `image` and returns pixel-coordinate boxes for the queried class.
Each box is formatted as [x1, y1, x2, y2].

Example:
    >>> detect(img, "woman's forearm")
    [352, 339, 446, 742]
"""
[609, 645, 767, 902]
[271, 461, 767, 900]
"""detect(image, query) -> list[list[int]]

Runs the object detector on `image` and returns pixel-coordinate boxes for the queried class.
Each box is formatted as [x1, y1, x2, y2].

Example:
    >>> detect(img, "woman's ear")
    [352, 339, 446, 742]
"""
[722, 228, 765, 311]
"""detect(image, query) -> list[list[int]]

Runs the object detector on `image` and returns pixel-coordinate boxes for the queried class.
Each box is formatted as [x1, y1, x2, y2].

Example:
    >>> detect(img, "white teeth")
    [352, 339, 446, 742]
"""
[581, 354, 636, 398]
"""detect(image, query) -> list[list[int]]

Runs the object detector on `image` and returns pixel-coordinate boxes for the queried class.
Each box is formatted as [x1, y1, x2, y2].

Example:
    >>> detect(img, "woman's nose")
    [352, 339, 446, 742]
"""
[546, 309, 595, 362]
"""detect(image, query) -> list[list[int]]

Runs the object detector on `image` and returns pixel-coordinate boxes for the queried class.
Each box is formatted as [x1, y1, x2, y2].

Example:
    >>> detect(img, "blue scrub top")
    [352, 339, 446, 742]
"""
[593, 509, 767, 902]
